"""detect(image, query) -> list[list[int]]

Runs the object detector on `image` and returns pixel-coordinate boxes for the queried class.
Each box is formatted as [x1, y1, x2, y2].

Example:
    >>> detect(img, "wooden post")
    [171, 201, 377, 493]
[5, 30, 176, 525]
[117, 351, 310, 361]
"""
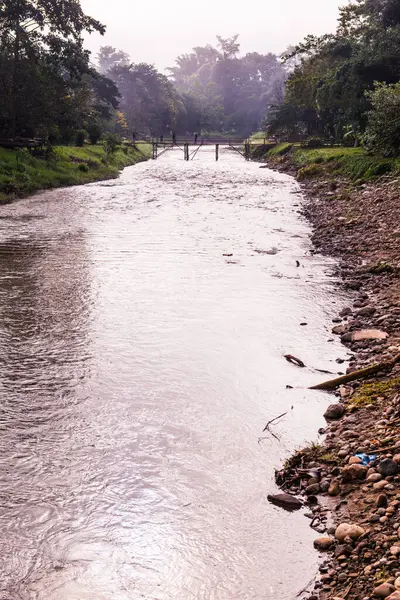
[152, 142, 158, 160]
[215, 144, 219, 161]
[245, 143, 250, 161]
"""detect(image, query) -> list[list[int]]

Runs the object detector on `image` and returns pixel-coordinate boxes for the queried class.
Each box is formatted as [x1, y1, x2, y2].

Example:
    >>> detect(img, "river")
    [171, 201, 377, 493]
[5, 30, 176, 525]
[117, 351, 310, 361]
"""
[0, 147, 346, 600]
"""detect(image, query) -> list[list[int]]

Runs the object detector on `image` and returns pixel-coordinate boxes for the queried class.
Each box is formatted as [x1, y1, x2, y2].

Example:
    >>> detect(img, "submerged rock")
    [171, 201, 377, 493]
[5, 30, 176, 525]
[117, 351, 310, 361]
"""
[267, 493, 302, 511]
[314, 537, 334, 551]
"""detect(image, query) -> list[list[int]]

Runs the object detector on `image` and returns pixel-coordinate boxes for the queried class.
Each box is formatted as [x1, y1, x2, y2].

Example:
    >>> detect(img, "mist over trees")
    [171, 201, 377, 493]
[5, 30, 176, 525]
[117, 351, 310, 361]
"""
[268, 0, 400, 154]
[98, 36, 287, 138]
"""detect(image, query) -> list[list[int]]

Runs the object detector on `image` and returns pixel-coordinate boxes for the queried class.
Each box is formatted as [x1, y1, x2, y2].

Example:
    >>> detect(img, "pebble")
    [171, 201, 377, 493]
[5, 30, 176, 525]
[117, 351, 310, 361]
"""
[314, 537, 334, 551]
[374, 480, 390, 490]
[380, 460, 399, 477]
[373, 582, 395, 598]
[368, 473, 383, 483]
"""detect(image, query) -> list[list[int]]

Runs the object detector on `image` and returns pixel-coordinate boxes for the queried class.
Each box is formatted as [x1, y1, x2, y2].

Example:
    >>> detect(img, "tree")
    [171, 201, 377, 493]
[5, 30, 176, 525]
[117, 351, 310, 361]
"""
[0, 0, 105, 137]
[364, 81, 400, 155]
[97, 46, 130, 74]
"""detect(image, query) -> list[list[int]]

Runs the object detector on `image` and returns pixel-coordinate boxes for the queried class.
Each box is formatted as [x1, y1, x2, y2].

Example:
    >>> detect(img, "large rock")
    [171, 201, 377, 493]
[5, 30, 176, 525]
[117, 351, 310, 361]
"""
[341, 464, 367, 483]
[324, 403, 345, 420]
[394, 578, 400, 591]
[335, 523, 365, 542]
[342, 329, 388, 343]
[374, 583, 395, 598]
[387, 593, 400, 600]
[379, 459, 399, 477]
[314, 537, 334, 551]
[267, 493, 302, 511]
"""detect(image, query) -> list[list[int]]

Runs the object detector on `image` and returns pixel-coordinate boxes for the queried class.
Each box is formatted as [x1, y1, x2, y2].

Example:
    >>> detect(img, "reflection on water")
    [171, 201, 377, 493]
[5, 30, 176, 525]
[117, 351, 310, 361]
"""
[0, 148, 345, 600]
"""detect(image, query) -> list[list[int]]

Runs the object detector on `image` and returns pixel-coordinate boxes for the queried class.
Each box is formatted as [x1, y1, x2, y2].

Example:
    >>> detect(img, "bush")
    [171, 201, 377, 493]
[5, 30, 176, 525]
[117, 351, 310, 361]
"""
[87, 122, 103, 145]
[78, 163, 89, 172]
[364, 82, 400, 157]
[104, 133, 121, 156]
[297, 163, 323, 180]
[75, 130, 86, 147]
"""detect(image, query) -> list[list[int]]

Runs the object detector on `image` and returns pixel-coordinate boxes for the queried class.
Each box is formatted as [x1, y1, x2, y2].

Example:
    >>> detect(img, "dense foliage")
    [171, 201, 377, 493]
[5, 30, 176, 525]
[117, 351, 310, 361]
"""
[267, 0, 400, 154]
[0, 0, 117, 141]
[97, 36, 286, 138]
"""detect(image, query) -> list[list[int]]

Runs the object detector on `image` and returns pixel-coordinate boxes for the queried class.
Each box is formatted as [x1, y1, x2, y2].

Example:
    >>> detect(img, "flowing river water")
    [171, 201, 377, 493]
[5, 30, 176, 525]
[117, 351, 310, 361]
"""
[0, 147, 347, 600]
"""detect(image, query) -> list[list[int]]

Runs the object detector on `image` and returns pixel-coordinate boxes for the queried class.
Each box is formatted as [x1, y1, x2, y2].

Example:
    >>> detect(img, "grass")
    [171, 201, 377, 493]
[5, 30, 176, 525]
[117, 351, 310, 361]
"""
[249, 136, 400, 183]
[0, 143, 152, 203]
[292, 147, 400, 182]
[349, 377, 400, 409]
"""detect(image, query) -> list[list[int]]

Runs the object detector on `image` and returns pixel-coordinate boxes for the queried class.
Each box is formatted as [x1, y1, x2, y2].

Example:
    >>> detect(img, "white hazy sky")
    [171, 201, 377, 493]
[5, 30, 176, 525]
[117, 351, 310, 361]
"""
[82, 0, 345, 71]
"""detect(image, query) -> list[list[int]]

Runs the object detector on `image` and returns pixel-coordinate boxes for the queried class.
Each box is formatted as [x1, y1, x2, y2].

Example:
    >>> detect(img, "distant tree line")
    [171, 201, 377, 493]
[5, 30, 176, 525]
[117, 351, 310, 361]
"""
[267, 0, 400, 156]
[98, 35, 288, 139]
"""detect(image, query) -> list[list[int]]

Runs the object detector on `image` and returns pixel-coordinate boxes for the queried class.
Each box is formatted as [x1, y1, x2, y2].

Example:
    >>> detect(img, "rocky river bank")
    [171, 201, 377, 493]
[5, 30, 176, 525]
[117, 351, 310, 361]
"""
[268, 155, 400, 600]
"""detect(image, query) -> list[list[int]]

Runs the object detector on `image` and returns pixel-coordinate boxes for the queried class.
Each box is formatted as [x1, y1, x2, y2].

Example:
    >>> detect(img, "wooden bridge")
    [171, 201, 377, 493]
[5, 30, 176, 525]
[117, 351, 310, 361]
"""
[134, 136, 255, 161]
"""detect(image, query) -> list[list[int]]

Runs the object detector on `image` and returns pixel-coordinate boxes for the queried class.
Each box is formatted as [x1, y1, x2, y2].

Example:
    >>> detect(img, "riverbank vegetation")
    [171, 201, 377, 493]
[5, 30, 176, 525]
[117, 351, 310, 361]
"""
[266, 0, 400, 157]
[0, 144, 151, 204]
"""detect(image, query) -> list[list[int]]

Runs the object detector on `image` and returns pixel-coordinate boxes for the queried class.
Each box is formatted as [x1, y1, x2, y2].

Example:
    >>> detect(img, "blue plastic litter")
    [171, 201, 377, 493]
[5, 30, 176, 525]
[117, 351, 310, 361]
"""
[355, 453, 377, 466]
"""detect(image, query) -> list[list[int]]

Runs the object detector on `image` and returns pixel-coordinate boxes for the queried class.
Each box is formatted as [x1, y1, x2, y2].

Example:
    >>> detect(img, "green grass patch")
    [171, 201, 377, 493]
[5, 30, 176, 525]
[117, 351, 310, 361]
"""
[0, 143, 151, 204]
[349, 377, 400, 409]
[291, 147, 400, 182]
[268, 142, 293, 157]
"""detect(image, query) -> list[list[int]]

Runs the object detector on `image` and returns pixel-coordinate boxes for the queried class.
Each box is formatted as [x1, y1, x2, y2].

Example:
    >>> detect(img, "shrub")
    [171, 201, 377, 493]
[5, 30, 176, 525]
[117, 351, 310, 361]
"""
[104, 133, 121, 156]
[78, 163, 89, 172]
[297, 163, 323, 180]
[364, 82, 400, 157]
[87, 122, 103, 145]
[75, 130, 86, 147]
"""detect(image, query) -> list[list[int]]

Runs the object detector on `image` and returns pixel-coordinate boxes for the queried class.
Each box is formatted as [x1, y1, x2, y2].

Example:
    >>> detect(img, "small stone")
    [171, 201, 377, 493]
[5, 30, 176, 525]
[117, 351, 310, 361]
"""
[378, 494, 389, 508]
[329, 480, 341, 496]
[340, 307, 352, 317]
[394, 577, 400, 590]
[357, 306, 376, 317]
[320, 479, 330, 493]
[314, 537, 334, 551]
[391, 547, 400, 556]
[367, 473, 383, 483]
[386, 593, 400, 600]
[349, 456, 363, 465]
[267, 493, 302, 511]
[338, 449, 348, 458]
[324, 403, 346, 420]
[306, 483, 321, 495]
[341, 464, 367, 483]
[333, 325, 347, 335]
[375, 480, 390, 490]
[393, 455, 400, 465]
[373, 582, 395, 598]
[380, 460, 399, 477]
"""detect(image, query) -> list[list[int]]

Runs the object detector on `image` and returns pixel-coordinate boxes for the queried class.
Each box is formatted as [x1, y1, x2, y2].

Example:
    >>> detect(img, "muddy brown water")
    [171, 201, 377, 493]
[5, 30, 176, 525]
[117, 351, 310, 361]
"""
[0, 148, 347, 600]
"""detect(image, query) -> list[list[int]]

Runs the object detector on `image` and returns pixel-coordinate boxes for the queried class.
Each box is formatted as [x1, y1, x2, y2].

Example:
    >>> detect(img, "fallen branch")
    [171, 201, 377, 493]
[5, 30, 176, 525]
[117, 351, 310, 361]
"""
[310, 354, 400, 391]
[284, 354, 305, 368]
[263, 412, 288, 433]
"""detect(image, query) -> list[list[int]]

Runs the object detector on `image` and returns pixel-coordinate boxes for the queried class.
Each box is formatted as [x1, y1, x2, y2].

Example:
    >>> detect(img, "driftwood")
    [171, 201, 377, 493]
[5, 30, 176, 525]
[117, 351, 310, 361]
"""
[284, 354, 305, 368]
[310, 353, 400, 391]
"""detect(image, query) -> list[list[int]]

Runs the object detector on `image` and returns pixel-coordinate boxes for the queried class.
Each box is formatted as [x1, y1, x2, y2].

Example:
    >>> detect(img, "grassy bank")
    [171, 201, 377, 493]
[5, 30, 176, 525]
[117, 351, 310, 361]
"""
[0, 143, 152, 204]
[252, 142, 400, 184]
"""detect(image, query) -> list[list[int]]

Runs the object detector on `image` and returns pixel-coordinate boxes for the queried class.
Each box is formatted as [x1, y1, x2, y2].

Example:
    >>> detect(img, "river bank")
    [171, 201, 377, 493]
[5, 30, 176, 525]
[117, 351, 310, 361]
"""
[0, 143, 151, 204]
[262, 147, 400, 600]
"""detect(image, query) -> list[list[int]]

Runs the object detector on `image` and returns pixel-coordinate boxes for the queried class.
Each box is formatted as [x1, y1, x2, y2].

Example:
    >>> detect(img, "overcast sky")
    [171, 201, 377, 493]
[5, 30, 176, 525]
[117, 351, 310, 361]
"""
[82, 0, 346, 71]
